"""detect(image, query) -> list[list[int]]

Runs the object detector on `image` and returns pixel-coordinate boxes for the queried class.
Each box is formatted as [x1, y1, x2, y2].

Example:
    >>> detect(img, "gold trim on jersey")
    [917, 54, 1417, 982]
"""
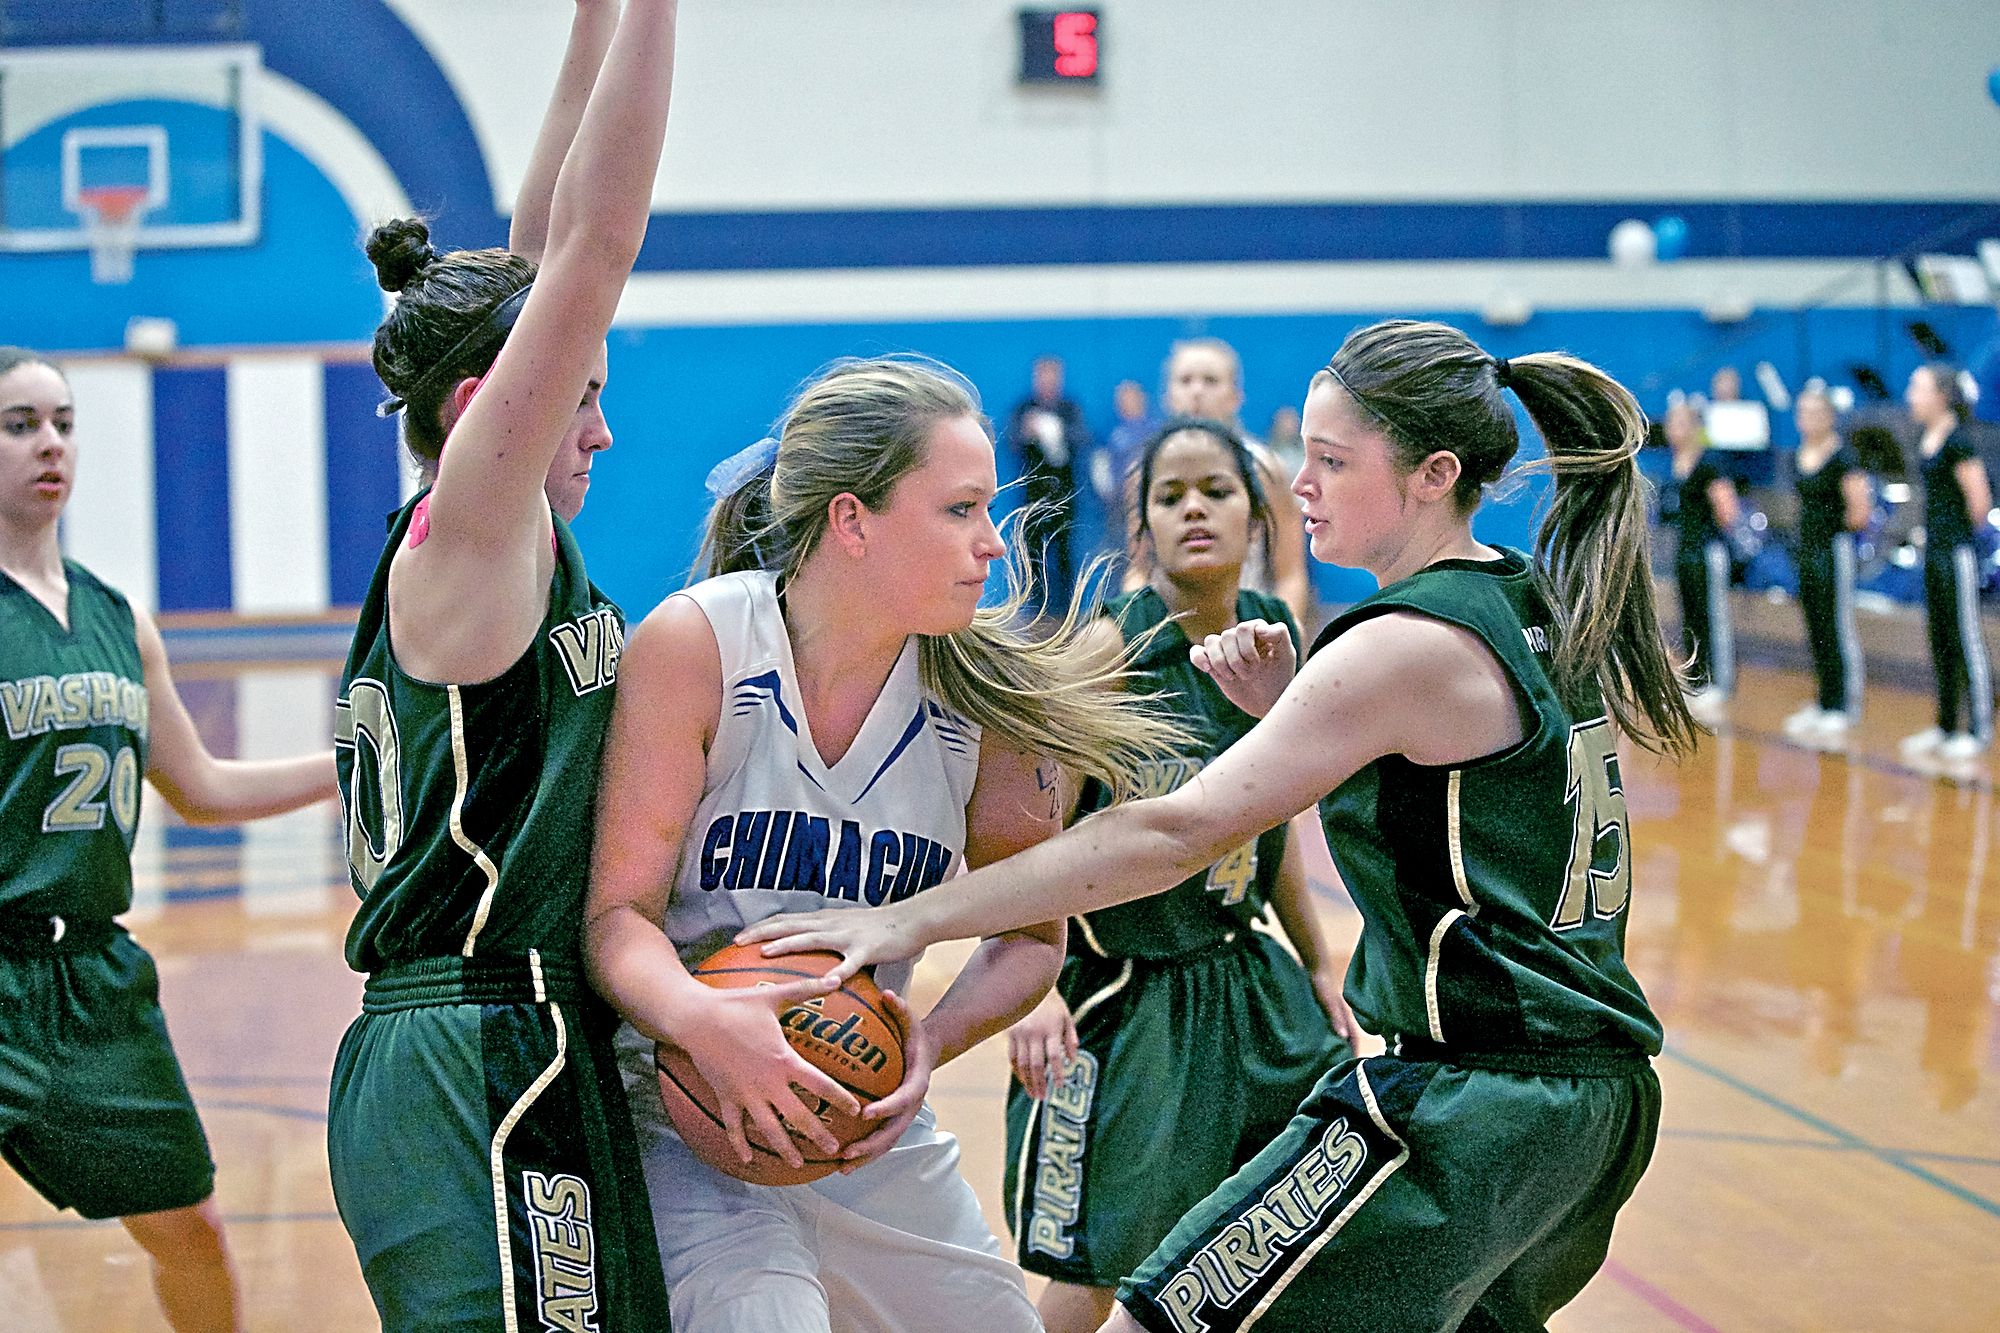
[1445, 770, 1478, 912]
[449, 684, 504, 957]
[1423, 909, 1467, 1044]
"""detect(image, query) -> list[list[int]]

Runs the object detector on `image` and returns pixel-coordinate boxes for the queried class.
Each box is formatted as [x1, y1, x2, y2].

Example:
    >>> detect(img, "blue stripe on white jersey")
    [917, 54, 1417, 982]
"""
[663, 571, 982, 994]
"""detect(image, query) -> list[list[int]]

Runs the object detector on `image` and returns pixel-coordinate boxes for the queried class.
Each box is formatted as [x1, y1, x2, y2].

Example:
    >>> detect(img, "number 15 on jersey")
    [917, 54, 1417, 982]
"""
[1553, 718, 1630, 930]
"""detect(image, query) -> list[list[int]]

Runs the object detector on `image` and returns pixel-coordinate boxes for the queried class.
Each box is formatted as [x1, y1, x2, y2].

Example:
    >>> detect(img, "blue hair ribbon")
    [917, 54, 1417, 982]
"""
[704, 435, 780, 499]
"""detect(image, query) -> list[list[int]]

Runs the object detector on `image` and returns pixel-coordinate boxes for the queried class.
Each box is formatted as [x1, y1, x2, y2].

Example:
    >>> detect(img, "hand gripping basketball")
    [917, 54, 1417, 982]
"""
[657, 944, 909, 1185]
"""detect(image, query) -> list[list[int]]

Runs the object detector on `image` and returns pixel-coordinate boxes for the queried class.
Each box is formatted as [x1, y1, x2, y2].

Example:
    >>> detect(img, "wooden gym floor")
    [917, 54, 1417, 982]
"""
[0, 635, 1993, 1331]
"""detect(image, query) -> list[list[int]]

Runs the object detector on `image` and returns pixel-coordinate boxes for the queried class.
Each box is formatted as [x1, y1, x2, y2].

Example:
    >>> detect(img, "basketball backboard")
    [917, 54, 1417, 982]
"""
[0, 43, 262, 281]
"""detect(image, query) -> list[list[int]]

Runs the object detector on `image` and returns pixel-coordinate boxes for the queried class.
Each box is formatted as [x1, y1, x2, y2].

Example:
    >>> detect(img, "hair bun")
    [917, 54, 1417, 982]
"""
[366, 218, 437, 293]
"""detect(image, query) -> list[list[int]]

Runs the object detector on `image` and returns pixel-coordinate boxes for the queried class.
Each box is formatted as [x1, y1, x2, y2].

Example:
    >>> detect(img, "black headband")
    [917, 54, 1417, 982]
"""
[377, 282, 534, 418]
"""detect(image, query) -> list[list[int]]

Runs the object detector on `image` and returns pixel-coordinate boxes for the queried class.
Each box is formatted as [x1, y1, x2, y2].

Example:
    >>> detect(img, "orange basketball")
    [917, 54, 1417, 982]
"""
[654, 943, 907, 1186]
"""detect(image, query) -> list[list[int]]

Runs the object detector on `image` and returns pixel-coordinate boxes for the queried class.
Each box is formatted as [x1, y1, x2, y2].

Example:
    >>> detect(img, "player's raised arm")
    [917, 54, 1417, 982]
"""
[386, 0, 677, 684]
[510, 0, 620, 264]
[442, 0, 672, 525]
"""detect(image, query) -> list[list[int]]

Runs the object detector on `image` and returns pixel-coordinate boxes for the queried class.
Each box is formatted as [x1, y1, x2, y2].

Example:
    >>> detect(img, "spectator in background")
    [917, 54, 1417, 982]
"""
[1702, 364, 1772, 481]
[1664, 399, 1739, 718]
[1087, 379, 1155, 566]
[1783, 386, 1872, 742]
[1265, 402, 1304, 480]
[1007, 354, 1090, 615]
[1123, 338, 1313, 634]
[1900, 363, 1994, 760]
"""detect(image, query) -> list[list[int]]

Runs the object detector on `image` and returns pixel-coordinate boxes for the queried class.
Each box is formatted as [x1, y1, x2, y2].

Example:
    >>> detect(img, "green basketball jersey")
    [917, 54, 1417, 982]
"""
[0, 562, 149, 918]
[1074, 587, 1298, 960]
[1313, 548, 1662, 1056]
[335, 496, 624, 973]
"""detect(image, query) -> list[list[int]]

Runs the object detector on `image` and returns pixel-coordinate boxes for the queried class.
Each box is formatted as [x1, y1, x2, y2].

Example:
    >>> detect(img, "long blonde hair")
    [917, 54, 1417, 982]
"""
[699, 357, 1187, 800]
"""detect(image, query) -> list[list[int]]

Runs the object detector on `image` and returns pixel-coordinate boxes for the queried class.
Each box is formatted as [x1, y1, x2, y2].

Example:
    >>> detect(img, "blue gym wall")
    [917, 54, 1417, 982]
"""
[578, 304, 2000, 614]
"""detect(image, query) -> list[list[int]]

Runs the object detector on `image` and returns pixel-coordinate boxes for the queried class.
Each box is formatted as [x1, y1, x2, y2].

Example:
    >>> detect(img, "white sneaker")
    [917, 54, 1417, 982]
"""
[1686, 687, 1728, 722]
[1900, 727, 1947, 754]
[1793, 711, 1854, 749]
[1938, 733, 1988, 760]
[1782, 705, 1824, 736]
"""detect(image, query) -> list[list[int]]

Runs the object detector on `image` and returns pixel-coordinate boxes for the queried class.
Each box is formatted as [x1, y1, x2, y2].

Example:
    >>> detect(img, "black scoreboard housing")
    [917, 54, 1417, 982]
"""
[1018, 8, 1102, 87]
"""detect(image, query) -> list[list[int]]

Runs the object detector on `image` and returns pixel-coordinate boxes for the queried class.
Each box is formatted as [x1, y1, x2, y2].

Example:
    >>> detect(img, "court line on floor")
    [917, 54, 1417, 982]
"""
[1659, 1127, 2000, 1167]
[164, 884, 247, 903]
[1662, 1045, 2000, 1219]
[1599, 1259, 1722, 1333]
[197, 1098, 329, 1123]
[1724, 723, 1994, 794]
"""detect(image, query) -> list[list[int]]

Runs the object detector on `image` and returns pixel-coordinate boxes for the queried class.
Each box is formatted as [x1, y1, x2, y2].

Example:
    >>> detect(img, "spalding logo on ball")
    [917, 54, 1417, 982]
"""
[655, 943, 907, 1185]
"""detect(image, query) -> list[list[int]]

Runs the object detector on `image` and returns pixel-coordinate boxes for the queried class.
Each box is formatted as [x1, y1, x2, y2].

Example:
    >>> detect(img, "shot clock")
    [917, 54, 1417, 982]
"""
[1019, 9, 1101, 86]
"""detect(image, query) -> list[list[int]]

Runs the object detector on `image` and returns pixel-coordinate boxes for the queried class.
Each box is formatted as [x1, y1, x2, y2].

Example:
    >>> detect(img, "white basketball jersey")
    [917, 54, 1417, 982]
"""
[665, 571, 982, 996]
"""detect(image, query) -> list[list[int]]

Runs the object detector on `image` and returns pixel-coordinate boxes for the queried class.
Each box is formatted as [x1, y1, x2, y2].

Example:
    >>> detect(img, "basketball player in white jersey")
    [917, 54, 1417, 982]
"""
[582, 358, 1185, 1333]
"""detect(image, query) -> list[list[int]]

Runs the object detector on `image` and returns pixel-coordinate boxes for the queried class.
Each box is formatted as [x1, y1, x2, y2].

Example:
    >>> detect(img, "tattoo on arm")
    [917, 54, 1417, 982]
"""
[1036, 762, 1063, 821]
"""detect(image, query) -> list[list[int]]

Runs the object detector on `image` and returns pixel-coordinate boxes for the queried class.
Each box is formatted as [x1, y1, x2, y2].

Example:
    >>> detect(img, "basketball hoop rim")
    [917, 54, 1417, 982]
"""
[77, 185, 154, 228]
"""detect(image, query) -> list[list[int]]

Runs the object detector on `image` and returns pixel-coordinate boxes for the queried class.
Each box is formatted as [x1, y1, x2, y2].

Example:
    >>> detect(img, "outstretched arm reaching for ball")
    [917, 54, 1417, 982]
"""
[837, 736, 1067, 1167]
[584, 594, 856, 1171]
[738, 611, 1527, 981]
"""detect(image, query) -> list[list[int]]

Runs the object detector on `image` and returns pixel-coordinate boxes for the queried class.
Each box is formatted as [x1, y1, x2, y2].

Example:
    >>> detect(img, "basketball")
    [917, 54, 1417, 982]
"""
[655, 944, 907, 1186]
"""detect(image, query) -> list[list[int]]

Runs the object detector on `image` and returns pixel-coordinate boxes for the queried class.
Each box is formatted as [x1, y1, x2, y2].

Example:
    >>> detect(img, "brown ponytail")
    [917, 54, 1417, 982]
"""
[1319, 320, 1700, 756]
[1505, 354, 1701, 756]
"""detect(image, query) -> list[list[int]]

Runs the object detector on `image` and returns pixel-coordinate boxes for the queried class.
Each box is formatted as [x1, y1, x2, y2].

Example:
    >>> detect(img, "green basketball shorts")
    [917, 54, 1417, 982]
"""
[1119, 1049, 1661, 1333]
[327, 953, 668, 1333]
[0, 925, 216, 1220]
[1005, 932, 1344, 1287]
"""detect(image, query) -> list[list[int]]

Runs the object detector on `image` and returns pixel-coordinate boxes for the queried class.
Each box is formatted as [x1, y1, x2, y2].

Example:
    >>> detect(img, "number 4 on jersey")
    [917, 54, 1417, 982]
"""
[1206, 840, 1257, 906]
[1553, 718, 1630, 930]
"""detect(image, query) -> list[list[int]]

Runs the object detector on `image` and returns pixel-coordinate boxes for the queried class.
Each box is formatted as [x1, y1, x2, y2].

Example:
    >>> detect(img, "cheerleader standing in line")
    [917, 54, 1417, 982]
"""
[1782, 386, 1872, 742]
[1899, 363, 1994, 760]
[1665, 400, 1739, 719]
